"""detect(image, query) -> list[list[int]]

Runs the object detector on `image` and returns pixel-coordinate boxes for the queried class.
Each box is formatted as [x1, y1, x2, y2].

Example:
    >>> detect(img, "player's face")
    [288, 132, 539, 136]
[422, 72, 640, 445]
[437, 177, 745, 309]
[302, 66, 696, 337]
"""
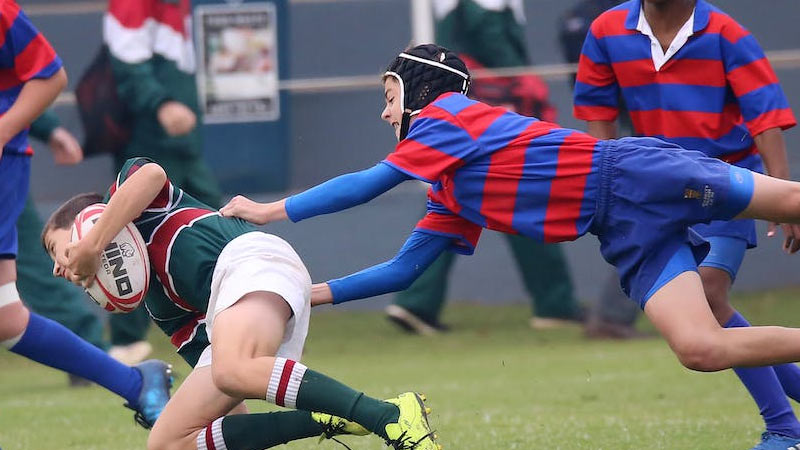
[381, 77, 403, 140]
[43, 226, 73, 281]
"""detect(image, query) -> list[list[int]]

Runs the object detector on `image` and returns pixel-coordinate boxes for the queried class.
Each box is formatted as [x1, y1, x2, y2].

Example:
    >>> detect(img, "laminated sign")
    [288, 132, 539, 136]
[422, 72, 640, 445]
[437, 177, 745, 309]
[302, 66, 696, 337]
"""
[195, 3, 280, 123]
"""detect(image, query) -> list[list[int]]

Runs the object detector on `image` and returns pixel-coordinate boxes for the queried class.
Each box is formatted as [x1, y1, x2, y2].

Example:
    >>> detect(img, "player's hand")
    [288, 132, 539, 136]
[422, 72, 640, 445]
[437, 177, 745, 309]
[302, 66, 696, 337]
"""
[65, 238, 102, 288]
[49, 127, 83, 165]
[767, 222, 800, 254]
[220, 195, 272, 224]
[157, 101, 197, 137]
[310, 283, 334, 306]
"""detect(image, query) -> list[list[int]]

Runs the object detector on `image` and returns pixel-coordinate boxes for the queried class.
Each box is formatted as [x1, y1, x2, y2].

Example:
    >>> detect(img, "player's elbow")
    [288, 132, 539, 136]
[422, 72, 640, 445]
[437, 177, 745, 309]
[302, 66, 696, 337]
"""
[139, 162, 168, 186]
[54, 68, 68, 91]
[41, 67, 68, 95]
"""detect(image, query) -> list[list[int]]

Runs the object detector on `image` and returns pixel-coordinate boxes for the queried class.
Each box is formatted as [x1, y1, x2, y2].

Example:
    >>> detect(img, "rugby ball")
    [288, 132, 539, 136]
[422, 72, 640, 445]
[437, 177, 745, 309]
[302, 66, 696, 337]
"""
[71, 203, 150, 313]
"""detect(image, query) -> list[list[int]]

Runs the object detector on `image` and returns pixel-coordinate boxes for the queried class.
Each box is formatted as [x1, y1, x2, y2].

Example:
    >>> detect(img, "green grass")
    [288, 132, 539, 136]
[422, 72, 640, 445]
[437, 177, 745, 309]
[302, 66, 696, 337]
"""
[3, 289, 800, 449]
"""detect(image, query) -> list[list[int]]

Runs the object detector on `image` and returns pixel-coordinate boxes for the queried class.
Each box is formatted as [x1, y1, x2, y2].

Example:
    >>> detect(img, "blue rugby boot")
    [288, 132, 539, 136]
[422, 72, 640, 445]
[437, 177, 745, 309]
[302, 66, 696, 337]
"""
[124, 359, 173, 429]
[751, 431, 800, 450]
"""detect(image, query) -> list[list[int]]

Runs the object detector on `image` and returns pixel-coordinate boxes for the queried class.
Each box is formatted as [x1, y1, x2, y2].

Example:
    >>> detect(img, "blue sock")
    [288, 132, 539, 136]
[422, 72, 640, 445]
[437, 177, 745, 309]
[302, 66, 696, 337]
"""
[775, 364, 800, 404]
[726, 311, 800, 437]
[728, 313, 800, 404]
[10, 312, 142, 405]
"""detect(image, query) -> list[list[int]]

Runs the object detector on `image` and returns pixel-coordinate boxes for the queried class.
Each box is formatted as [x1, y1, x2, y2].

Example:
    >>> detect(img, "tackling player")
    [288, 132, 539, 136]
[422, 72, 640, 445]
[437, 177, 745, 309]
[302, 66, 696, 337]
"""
[43, 158, 440, 450]
[0, 0, 170, 428]
[221, 44, 800, 416]
[573, 1, 799, 447]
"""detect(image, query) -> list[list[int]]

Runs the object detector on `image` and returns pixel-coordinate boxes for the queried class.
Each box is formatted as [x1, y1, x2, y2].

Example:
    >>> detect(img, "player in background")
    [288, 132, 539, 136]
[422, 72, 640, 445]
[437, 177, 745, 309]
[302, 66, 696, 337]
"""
[17, 111, 112, 388]
[0, 0, 171, 428]
[573, 1, 799, 447]
[385, 0, 586, 337]
[43, 158, 440, 450]
[221, 45, 800, 444]
[103, 0, 224, 364]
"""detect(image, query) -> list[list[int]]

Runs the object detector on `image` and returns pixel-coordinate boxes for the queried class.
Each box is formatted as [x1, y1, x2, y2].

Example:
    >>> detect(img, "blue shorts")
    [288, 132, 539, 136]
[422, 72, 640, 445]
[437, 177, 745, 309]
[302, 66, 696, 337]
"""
[691, 152, 760, 250]
[698, 235, 748, 280]
[0, 154, 31, 259]
[591, 137, 754, 307]
[644, 236, 747, 301]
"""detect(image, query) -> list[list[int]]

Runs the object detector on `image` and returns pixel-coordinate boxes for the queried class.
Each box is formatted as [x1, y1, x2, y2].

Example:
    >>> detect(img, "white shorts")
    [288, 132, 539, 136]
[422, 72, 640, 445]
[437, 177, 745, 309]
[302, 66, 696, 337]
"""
[195, 232, 311, 368]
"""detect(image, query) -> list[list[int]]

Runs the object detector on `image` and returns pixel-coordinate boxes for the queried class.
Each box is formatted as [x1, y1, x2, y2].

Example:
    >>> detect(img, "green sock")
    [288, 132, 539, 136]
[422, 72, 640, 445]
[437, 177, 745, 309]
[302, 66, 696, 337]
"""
[266, 358, 399, 438]
[197, 411, 321, 450]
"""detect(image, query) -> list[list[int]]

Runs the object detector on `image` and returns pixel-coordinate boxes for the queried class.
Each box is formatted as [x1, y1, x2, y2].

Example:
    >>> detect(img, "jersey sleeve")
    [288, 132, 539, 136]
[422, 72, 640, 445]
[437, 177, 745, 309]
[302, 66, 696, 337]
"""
[414, 198, 482, 255]
[0, 1, 63, 83]
[106, 157, 173, 211]
[719, 20, 796, 137]
[573, 19, 620, 121]
[383, 106, 477, 183]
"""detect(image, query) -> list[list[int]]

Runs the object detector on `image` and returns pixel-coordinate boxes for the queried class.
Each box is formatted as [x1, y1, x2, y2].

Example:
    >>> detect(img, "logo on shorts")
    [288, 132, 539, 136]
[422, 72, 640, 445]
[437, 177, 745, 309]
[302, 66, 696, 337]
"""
[684, 188, 700, 200]
[702, 185, 715, 207]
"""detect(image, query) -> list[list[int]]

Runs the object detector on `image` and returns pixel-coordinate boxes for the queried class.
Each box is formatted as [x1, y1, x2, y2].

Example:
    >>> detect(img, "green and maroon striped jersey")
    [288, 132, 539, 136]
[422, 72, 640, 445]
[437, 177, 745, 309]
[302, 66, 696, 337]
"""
[105, 157, 257, 366]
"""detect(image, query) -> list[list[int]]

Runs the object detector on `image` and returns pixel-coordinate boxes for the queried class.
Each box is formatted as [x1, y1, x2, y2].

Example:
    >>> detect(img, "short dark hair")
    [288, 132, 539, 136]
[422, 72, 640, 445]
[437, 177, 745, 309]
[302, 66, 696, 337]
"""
[41, 192, 104, 247]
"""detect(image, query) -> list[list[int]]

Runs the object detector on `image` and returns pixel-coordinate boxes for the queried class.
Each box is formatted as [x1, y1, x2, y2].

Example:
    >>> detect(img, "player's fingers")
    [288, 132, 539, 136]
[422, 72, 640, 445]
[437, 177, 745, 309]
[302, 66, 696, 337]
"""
[81, 277, 95, 289]
[783, 235, 799, 254]
[767, 222, 778, 237]
[68, 272, 84, 286]
[219, 203, 235, 216]
[790, 237, 800, 254]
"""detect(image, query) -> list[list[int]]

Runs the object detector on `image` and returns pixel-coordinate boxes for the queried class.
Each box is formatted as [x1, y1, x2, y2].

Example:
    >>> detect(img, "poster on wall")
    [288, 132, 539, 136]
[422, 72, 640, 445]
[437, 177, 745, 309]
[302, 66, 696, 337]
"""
[195, 3, 280, 123]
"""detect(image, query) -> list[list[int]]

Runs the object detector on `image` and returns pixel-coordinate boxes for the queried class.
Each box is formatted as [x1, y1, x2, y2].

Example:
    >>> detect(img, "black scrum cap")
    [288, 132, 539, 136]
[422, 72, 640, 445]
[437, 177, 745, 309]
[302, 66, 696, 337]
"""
[384, 44, 470, 140]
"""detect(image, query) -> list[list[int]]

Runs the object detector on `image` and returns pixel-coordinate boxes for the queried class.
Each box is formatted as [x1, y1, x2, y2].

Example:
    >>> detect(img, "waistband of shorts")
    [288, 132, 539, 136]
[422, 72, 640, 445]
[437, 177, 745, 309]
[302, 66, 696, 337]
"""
[590, 139, 618, 234]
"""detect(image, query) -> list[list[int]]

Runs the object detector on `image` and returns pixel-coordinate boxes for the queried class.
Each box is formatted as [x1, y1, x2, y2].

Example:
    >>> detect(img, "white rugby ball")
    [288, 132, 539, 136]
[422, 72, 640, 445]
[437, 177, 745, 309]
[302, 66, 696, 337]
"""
[71, 203, 150, 313]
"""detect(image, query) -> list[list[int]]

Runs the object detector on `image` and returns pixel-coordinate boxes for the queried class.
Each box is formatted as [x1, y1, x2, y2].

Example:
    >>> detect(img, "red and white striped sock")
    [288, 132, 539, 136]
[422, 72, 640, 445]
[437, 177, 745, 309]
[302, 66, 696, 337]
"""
[265, 357, 308, 409]
[196, 417, 226, 450]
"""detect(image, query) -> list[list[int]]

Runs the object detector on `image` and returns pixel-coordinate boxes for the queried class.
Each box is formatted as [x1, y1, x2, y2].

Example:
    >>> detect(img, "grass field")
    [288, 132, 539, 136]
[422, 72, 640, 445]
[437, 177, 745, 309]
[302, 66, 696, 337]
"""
[3, 289, 800, 449]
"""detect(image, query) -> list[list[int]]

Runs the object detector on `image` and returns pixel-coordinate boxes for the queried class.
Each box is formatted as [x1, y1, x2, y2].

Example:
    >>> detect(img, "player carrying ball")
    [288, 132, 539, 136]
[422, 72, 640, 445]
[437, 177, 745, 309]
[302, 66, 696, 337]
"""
[222, 43, 800, 380]
[42, 157, 441, 450]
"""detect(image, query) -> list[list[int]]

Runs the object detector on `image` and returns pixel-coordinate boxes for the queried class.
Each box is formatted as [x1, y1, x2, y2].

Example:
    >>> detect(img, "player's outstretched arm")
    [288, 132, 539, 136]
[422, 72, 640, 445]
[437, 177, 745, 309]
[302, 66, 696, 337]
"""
[311, 231, 452, 306]
[66, 163, 166, 286]
[221, 163, 411, 224]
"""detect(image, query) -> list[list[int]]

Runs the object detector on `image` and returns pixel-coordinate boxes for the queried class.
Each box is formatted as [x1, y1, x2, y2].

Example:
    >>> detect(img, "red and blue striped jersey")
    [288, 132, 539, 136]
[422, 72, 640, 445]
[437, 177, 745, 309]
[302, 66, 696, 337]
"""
[383, 93, 603, 252]
[573, 0, 795, 163]
[0, 0, 62, 156]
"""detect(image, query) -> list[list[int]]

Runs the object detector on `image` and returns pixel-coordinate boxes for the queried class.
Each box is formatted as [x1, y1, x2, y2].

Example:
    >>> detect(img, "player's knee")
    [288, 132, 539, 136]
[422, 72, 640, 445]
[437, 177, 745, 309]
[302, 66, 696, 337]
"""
[145, 429, 172, 450]
[671, 332, 727, 372]
[147, 421, 196, 450]
[0, 298, 28, 345]
[211, 359, 247, 398]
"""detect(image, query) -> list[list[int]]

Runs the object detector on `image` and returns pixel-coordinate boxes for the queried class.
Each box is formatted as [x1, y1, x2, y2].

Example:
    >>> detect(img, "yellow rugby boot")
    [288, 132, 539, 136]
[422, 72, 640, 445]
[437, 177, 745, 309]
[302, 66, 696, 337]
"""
[311, 412, 369, 443]
[383, 392, 441, 450]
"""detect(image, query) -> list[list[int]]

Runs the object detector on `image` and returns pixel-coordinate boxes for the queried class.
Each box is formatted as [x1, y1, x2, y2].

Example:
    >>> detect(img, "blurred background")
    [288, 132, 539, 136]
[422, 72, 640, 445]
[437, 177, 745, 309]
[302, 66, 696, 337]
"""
[24, 0, 800, 308]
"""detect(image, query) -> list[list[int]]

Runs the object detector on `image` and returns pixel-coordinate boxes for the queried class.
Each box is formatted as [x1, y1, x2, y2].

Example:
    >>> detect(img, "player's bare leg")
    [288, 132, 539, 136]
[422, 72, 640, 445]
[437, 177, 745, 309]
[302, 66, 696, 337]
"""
[210, 291, 289, 398]
[201, 291, 437, 449]
[699, 266, 735, 325]
[148, 366, 243, 450]
[0, 258, 27, 341]
[645, 271, 800, 371]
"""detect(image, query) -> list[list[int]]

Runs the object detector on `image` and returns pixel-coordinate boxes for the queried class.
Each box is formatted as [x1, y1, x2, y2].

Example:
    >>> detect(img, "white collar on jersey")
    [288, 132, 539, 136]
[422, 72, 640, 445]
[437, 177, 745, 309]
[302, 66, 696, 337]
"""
[636, 7, 695, 71]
